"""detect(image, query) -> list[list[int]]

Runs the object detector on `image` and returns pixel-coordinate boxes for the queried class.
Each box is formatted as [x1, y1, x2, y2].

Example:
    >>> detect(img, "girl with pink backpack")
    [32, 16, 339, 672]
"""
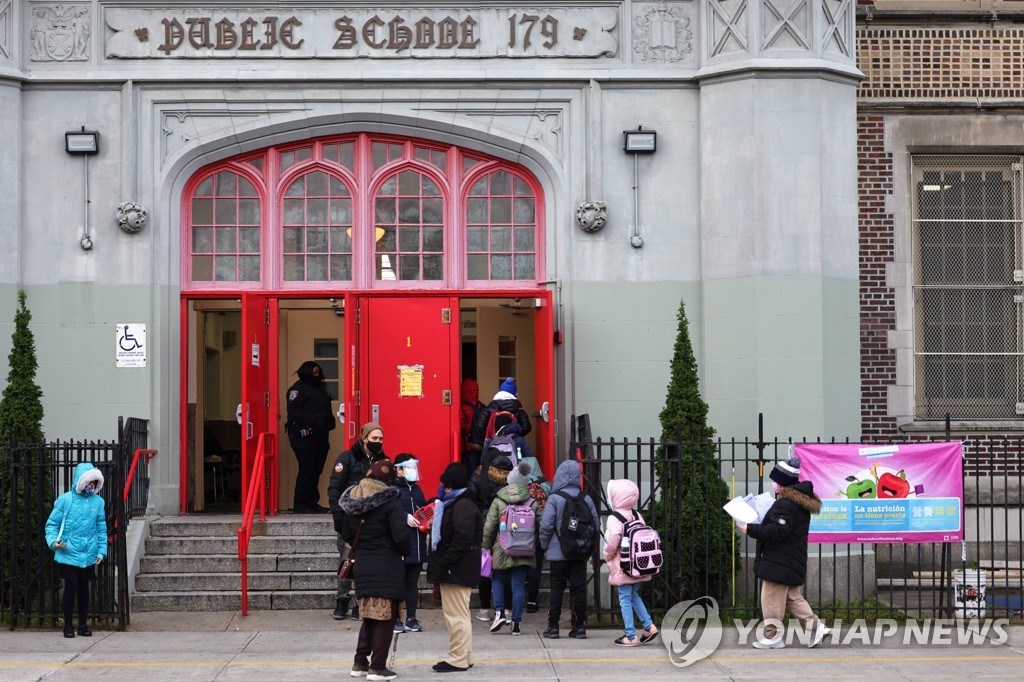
[603, 479, 659, 647]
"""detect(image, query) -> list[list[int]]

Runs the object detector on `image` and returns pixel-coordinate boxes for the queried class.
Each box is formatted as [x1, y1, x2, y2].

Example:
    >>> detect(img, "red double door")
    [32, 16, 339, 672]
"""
[234, 294, 554, 513]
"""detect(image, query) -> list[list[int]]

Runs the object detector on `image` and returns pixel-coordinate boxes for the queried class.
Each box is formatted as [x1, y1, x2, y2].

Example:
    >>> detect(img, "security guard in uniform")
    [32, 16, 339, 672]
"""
[285, 361, 336, 513]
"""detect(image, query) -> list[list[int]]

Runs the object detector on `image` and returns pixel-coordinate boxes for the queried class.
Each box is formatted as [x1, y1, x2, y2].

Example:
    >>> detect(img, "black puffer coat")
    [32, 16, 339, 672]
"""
[426, 490, 483, 588]
[340, 478, 411, 601]
[329, 440, 384, 533]
[469, 395, 532, 446]
[746, 481, 822, 586]
[395, 477, 429, 565]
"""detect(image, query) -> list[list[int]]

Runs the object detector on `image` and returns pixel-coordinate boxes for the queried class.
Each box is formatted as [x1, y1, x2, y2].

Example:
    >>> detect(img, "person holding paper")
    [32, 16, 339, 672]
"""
[736, 456, 829, 650]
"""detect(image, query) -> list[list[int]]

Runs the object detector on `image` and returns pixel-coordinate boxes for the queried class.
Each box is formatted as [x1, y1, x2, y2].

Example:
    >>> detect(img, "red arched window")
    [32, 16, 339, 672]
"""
[182, 134, 543, 290]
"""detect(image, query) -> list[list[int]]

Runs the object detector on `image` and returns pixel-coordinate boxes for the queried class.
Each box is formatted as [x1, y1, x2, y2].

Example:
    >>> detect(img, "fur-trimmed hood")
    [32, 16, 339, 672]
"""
[73, 462, 104, 495]
[487, 464, 510, 487]
[339, 477, 399, 515]
[777, 480, 821, 514]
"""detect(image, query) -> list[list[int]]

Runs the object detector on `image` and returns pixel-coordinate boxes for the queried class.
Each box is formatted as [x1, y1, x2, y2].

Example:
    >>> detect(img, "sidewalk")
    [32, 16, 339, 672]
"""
[2, 610, 1023, 681]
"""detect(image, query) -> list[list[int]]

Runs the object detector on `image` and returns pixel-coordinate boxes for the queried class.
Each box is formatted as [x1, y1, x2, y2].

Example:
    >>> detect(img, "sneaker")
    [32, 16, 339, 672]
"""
[808, 622, 831, 649]
[350, 663, 369, 677]
[77, 626, 92, 637]
[63, 628, 75, 639]
[404, 617, 423, 632]
[526, 601, 539, 613]
[511, 621, 521, 636]
[568, 627, 587, 639]
[489, 610, 507, 633]
[393, 620, 406, 634]
[614, 635, 640, 647]
[475, 609, 491, 622]
[366, 669, 397, 681]
[752, 636, 786, 649]
[543, 626, 560, 639]
[639, 625, 659, 644]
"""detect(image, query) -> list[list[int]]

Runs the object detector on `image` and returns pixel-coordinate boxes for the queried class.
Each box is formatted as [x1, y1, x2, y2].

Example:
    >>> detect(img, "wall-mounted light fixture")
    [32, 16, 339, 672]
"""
[330, 297, 344, 317]
[623, 125, 657, 248]
[65, 126, 100, 250]
[65, 127, 100, 155]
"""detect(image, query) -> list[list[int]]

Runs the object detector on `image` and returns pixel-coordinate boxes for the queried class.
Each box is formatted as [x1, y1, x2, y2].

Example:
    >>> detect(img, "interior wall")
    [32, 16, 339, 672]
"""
[476, 306, 536, 451]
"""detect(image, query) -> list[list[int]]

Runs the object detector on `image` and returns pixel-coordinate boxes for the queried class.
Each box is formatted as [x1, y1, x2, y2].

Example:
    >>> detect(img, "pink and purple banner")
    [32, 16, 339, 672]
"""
[795, 442, 963, 544]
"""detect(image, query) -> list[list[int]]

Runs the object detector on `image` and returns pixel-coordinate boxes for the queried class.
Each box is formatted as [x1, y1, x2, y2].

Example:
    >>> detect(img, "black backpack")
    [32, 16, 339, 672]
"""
[553, 490, 597, 559]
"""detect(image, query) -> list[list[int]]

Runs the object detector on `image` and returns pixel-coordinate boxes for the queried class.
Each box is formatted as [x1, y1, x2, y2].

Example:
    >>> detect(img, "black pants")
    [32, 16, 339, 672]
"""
[354, 603, 399, 671]
[547, 559, 588, 628]
[404, 564, 422, 619]
[462, 450, 481, 480]
[60, 564, 94, 630]
[291, 434, 329, 510]
[527, 549, 544, 603]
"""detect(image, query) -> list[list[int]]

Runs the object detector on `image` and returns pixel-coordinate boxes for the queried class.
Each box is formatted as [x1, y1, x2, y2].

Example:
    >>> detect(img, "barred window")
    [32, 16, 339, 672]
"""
[913, 156, 1022, 419]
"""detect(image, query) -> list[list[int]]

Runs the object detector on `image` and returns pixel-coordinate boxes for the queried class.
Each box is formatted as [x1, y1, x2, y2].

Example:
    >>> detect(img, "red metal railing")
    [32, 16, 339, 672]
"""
[125, 449, 158, 505]
[237, 432, 276, 615]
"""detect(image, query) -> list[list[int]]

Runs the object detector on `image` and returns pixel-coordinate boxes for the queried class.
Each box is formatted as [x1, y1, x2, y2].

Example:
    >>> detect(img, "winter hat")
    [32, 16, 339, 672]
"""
[499, 377, 518, 396]
[394, 453, 416, 466]
[491, 455, 514, 471]
[493, 412, 514, 433]
[507, 461, 531, 486]
[769, 456, 801, 488]
[440, 462, 469, 489]
[360, 422, 383, 439]
[367, 458, 396, 485]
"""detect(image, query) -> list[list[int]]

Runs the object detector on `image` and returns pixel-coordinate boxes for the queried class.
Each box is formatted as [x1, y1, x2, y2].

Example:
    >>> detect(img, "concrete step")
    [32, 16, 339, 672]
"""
[149, 517, 335, 538]
[132, 591, 270, 612]
[146, 535, 334, 555]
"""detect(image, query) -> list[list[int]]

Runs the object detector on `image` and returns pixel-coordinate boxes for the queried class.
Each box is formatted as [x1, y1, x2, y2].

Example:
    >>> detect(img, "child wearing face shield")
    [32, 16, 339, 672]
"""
[44, 462, 108, 638]
[393, 453, 429, 633]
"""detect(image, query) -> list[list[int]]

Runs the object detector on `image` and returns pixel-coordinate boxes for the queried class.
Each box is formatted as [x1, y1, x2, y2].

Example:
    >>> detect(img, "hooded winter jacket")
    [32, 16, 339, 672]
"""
[469, 390, 532, 446]
[539, 460, 599, 561]
[746, 480, 822, 586]
[339, 477, 411, 601]
[44, 463, 108, 568]
[481, 482, 540, 571]
[395, 476, 429, 565]
[602, 479, 651, 586]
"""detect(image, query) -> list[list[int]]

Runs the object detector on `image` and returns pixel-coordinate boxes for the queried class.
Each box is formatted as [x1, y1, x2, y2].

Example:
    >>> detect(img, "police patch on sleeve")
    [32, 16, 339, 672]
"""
[288, 389, 298, 401]
[334, 462, 344, 473]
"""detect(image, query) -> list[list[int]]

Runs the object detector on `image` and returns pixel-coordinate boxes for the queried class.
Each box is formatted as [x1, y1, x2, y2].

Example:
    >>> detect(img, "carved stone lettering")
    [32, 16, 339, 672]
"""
[388, 17, 411, 50]
[239, 17, 260, 50]
[280, 17, 303, 49]
[362, 15, 385, 49]
[186, 18, 213, 49]
[159, 18, 184, 54]
[334, 17, 357, 49]
[459, 17, 480, 49]
[437, 17, 457, 49]
[216, 18, 237, 49]
[414, 18, 435, 48]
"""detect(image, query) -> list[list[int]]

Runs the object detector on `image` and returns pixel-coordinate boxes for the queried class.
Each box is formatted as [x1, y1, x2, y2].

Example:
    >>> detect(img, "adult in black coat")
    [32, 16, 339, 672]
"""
[428, 463, 483, 673]
[285, 361, 336, 513]
[739, 456, 829, 649]
[339, 459, 410, 678]
[468, 377, 532, 449]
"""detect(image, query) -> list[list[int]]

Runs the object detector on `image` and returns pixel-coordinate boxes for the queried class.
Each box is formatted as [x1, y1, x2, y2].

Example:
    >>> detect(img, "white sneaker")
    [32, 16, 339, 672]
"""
[808, 622, 831, 649]
[475, 609, 491, 622]
[752, 636, 785, 649]
[489, 610, 507, 633]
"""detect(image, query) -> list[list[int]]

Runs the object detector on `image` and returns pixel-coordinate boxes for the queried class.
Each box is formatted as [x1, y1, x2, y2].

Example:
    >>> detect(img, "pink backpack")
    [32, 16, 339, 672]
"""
[611, 510, 663, 577]
[498, 501, 537, 557]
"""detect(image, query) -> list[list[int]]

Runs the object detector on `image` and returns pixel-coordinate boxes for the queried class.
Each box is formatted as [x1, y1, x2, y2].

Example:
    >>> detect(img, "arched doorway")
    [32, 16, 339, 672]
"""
[179, 133, 554, 513]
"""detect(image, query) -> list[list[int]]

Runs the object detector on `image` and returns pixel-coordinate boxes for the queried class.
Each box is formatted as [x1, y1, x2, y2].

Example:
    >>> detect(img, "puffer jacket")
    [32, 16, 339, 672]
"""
[469, 391, 532, 445]
[539, 460, 599, 561]
[45, 463, 108, 568]
[602, 479, 651, 586]
[481, 483, 540, 571]
[339, 477, 411, 601]
[746, 481, 822, 586]
[395, 476, 429, 564]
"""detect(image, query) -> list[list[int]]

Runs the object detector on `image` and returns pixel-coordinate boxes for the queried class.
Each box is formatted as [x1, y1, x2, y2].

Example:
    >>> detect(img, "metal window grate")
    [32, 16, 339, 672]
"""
[912, 155, 1024, 419]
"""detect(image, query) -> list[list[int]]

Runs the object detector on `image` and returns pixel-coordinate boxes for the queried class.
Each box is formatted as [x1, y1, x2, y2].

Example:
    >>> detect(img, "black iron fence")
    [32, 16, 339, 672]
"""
[3, 417, 148, 630]
[572, 414, 1024, 624]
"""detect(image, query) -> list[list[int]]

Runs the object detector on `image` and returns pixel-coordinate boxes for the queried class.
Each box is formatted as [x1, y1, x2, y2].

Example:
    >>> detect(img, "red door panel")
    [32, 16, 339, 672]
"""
[240, 293, 277, 512]
[358, 297, 457, 496]
[532, 293, 555, 478]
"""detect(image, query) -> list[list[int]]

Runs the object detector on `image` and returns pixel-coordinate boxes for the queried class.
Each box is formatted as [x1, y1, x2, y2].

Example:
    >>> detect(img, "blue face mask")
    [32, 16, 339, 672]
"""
[84, 483, 96, 495]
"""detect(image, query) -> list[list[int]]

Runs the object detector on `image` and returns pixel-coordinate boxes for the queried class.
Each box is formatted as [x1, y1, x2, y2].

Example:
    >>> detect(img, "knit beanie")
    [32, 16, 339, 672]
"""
[440, 462, 469, 489]
[507, 461, 531, 487]
[491, 455, 514, 471]
[360, 422, 383, 439]
[769, 456, 801, 488]
[499, 377, 517, 396]
[367, 458, 396, 485]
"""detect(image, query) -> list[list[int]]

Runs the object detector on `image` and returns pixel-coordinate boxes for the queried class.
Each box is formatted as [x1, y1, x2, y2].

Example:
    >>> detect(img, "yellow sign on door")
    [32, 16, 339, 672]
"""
[398, 364, 423, 397]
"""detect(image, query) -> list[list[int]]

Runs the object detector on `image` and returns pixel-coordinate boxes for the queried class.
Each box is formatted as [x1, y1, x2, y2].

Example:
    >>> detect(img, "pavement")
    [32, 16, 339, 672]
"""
[2, 609, 1024, 681]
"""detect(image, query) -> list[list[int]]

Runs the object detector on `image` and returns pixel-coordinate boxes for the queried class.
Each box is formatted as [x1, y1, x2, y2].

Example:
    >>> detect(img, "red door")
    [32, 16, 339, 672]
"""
[357, 297, 458, 496]
[532, 292, 555, 478]
[240, 293, 278, 513]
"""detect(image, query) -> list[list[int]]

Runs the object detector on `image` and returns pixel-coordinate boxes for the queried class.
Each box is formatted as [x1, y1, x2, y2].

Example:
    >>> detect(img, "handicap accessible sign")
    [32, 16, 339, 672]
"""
[796, 442, 963, 544]
[115, 323, 147, 368]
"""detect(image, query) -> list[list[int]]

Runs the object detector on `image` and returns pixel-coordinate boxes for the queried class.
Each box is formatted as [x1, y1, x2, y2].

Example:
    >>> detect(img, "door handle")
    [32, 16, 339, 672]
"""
[539, 401, 550, 423]
[236, 404, 243, 425]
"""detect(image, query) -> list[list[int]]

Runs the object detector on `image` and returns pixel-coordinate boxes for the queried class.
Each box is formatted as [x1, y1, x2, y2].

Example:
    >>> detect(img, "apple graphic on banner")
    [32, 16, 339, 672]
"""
[839, 476, 876, 499]
[877, 471, 911, 498]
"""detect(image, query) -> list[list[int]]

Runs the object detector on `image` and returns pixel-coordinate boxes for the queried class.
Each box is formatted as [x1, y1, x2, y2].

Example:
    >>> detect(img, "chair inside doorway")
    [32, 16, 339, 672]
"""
[204, 422, 241, 506]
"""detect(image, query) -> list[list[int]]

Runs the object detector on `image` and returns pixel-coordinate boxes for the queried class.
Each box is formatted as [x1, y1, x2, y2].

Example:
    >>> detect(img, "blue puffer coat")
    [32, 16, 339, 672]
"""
[395, 476, 429, 564]
[45, 463, 108, 568]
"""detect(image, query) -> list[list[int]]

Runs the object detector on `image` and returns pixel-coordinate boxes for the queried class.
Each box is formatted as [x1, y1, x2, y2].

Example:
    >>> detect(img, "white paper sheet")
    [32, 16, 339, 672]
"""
[723, 496, 759, 524]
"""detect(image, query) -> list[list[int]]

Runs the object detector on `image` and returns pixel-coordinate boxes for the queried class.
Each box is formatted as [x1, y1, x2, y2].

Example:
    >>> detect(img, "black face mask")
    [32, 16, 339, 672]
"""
[366, 441, 384, 458]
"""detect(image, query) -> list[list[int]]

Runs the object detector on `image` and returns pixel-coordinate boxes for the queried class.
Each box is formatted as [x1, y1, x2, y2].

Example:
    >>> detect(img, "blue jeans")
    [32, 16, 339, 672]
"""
[617, 583, 653, 638]
[492, 566, 529, 623]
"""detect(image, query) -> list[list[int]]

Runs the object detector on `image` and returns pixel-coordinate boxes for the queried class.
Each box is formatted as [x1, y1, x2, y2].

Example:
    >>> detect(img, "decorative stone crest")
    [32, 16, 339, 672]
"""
[575, 201, 607, 233]
[633, 3, 693, 63]
[30, 4, 90, 62]
[117, 202, 148, 234]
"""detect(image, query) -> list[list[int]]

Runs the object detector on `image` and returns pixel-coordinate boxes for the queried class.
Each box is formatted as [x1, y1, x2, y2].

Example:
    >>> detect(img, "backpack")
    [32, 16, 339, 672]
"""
[460, 400, 483, 452]
[611, 510, 663, 577]
[527, 481, 548, 513]
[498, 501, 537, 557]
[554, 490, 597, 559]
[483, 433, 519, 466]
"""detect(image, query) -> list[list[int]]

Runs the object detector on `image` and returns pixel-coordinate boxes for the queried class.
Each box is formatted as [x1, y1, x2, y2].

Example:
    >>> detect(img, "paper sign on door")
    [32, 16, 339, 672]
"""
[399, 365, 423, 397]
